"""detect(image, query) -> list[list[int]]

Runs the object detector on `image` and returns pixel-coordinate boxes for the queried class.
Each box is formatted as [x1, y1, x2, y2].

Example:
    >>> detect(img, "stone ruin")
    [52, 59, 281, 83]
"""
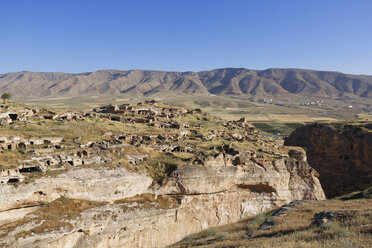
[0, 100, 282, 188]
[93, 102, 195, 128]
[0, 104, 38, 126]
[0, 136, 64, 151]
[0, 168, 24, 184]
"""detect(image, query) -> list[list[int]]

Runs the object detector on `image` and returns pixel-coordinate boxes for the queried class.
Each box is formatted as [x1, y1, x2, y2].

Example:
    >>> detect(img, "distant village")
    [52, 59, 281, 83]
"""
[251, 98, 273, 104]
[300, 100, 323, 106]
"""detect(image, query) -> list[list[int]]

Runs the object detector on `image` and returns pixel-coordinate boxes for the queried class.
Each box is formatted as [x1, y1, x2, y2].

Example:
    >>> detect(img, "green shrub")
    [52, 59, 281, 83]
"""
[317, 221, 350, 239]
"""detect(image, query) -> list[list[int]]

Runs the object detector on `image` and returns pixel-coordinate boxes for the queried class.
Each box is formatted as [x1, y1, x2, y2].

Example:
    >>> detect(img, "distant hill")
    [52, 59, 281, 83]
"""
[0, 68, 372, 98]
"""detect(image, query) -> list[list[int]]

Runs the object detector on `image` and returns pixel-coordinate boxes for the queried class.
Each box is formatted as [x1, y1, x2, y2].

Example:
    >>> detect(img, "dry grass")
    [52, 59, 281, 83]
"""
[0, 149, 27, 170]
[0, 198, 106, 239]
[170, 197, 372, 248]
[0, 117, 176, 142]
[338, 187, 372, 200]
[143, 151, 189, 185]
[114, 193, 180, 212]
[22, 169, 68, 184]
[0, 100, 285, 182]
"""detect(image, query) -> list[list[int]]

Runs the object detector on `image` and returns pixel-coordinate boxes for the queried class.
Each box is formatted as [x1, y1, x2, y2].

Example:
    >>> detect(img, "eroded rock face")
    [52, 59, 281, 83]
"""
[285, 123, 372, 198]
[0, 168, 153, 212]
[0, 155, 324, 248]
[160, 157, 324, 202]
[0, 101, 326, 248]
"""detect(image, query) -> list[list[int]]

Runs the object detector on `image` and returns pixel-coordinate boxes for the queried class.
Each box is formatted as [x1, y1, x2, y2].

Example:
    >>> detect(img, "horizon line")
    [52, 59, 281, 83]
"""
[1, 67, 372, 77]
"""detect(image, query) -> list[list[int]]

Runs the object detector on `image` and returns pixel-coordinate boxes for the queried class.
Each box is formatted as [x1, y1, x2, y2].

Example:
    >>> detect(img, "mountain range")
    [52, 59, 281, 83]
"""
[0, 68, 371, 98]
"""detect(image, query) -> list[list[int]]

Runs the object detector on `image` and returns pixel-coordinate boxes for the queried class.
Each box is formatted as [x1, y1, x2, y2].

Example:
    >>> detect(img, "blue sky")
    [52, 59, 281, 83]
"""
[1, 0, 371, 74]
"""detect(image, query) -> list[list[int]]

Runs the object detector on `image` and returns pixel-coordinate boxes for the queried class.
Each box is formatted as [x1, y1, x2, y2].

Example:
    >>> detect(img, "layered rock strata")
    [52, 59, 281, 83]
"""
[0, 153, 324, 248]
[285, 123, 372, 198]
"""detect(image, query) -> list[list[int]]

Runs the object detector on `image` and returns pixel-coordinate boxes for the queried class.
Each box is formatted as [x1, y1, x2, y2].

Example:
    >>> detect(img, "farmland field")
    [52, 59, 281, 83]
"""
[15, 94, 372, 135]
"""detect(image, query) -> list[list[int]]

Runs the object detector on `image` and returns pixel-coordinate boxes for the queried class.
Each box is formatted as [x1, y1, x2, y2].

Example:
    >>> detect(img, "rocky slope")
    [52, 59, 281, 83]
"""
[170, 187, 372, 248]
[0, 157, 325, 248]
[0, 101, 325, 247]
[0, 68, 372, 98]
[285, 122, 372, 198]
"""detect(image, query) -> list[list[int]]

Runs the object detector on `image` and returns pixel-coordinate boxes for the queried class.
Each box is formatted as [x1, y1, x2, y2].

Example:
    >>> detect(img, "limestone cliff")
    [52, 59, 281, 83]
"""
[0, 101, 325, 248]
[0, 154, 324, 248]
[285, 122, 372, 198]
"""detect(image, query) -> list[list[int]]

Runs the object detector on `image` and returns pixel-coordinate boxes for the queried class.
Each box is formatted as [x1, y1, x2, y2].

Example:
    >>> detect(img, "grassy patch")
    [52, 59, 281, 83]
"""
[170, 198, 372, 248]
[316, 221, 350, 239]
[0, 150, 28, 170]
[252, 122, 303, 135]
[0, 198, 106, 239]
[143, 152, 188, 184]
[338, 187, 372, 200]
[114, 193, 180, 212]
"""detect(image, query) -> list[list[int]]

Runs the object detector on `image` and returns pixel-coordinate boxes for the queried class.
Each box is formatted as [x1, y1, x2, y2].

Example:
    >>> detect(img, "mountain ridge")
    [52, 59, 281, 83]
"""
[1, 68, 372, 98]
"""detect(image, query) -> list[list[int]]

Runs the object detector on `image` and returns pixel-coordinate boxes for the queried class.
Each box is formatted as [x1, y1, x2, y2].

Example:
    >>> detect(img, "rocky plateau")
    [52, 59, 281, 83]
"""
[0, 100, 328, 247]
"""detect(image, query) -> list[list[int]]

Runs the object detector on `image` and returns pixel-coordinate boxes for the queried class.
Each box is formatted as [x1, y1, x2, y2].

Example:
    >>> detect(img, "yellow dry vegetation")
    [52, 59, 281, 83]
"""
[114, 193, 180, 212]
[0, 198, 106, 240]
[171, 197, 372, 248]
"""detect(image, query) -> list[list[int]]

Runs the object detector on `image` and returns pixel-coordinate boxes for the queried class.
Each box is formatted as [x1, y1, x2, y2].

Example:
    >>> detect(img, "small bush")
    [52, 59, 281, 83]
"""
[317, 221, 350, 239]
[245, 213, 267, 231]
[193, 227, 217, 240]
[303, 207, 314, 213]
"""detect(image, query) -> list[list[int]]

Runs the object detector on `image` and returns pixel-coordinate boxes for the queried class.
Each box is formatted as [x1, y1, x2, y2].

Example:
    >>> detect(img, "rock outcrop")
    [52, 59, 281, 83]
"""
[0, 155, 324, 248]
[0, 101, 326, 248]
[0, 168, 153, 212]
[285, 123, 372, 198]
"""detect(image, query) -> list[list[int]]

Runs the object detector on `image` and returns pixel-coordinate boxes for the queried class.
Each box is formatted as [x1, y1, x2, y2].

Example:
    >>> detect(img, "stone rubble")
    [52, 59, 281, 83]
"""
[0, 100, 326, 248]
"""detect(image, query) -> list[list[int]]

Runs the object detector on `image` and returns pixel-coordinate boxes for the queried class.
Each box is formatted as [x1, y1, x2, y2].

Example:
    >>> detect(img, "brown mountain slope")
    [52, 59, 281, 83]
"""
[0, 68, 371, 98]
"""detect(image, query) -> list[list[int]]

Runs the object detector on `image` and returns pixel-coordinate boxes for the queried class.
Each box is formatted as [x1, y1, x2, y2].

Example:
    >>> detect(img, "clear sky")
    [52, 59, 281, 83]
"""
[1, 0, 371, 74]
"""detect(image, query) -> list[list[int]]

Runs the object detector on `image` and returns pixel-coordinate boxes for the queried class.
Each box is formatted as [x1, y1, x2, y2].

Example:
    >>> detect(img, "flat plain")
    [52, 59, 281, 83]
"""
[16, 94, 372, 135]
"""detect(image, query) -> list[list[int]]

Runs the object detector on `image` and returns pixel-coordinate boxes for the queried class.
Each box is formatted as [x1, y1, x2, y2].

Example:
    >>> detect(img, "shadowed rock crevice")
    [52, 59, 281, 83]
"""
[237, 183, 276, 193]
[285, 123, 372, 198]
